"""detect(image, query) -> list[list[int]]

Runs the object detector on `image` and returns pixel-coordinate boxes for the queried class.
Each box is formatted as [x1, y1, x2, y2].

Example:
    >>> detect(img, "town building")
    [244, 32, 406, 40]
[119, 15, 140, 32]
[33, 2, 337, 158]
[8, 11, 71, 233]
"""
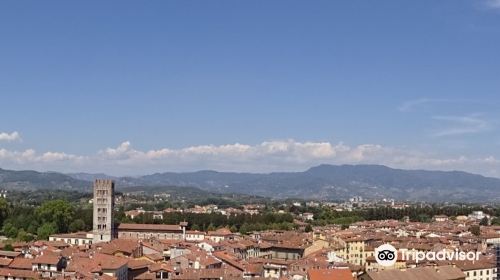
[48, 232, 93, 246]
[117, 223, 186, 240]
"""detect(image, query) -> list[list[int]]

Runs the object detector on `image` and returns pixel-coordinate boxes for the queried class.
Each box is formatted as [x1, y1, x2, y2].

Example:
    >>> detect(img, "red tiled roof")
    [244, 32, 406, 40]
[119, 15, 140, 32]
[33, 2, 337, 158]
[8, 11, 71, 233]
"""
[171, 268, 242, 280]
[98, 239, 140, 255]
[308, 269, 354, 280]
[0, 258, 12, 267]
[148, 263, 174, 272]
[208, 228, 232, 236]
[144, 253, 164, 262]
[0, 268, 39, 279]
[92, 253, 128, 270]
[127, 259, 153, 270]
[0, 251, 21, 258]
[32, 254, 61, 265]
[213, 251, 245, 271]
[8, 257, 33, 270]
[66, 257, 101, 274]
[135, 271, 156, 280]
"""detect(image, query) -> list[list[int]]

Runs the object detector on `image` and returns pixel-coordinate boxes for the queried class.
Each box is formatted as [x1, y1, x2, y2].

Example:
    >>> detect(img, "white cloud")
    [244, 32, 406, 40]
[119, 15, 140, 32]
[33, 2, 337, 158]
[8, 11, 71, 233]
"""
[0, 148, 83, 164]
[432, 115, 491, 137]
[1, 139, 500, 177]
[100, 141, 135, 159]
[40, 151, 82, 162]
[0, 131, 21, 142]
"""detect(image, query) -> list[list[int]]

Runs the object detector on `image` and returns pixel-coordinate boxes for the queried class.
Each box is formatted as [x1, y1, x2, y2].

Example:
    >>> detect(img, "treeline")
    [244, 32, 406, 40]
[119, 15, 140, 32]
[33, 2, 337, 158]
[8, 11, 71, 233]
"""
[5, 190, 91, 206]
[0, 198, 93, 242]
[311, 205, 497, 226]
[362, 206, 484, 222]
[121, 211, 296, 234]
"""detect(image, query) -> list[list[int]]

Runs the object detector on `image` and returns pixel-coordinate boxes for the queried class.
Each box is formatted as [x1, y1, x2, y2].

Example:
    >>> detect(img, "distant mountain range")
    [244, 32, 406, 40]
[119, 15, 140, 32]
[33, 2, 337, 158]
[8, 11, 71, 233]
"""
[0, 168, 88, 191]
[2, 164, 500, 202]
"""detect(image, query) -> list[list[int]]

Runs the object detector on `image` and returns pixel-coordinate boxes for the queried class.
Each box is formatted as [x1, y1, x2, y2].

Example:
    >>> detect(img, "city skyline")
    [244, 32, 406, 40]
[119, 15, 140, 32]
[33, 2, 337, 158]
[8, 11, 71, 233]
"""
[1, 1, 500, 176]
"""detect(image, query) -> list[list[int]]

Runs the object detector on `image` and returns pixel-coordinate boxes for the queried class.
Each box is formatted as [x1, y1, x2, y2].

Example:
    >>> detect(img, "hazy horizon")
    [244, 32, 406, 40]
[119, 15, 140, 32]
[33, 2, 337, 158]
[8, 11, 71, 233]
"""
[1, 163, 499, 180]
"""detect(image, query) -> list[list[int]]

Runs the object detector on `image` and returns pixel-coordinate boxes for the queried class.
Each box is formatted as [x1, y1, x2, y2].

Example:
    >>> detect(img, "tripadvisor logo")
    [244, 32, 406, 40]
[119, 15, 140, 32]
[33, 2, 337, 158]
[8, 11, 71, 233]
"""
[375, 244, 397, 267]
[374, 244, 481, 267]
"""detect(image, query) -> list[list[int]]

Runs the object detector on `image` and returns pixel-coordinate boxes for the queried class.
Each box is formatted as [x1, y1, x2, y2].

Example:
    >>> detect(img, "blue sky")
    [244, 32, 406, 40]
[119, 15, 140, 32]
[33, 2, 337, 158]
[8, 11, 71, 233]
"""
[1, 0, 500, 176]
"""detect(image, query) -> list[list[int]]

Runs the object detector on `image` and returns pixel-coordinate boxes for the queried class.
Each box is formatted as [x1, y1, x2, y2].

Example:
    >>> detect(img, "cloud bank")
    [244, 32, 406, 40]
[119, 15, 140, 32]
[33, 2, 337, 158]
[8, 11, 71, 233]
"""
[0, 131, 21, 142]
[1, 139, 500, 177]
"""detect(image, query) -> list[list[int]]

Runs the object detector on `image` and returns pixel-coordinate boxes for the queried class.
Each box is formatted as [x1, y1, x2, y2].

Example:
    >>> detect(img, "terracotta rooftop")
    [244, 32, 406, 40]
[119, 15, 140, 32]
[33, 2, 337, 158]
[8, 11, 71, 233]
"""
[171, 268, 242, 280]
[0, 251, 21, 258]
[127, 259, 153, 270]
[308, 268, 354, 280]
[365, 265, 465, 280]
[92, 253, 128, 270]
[0, 268, 39, 279]
[32, 254, 61, 265]
[0, 258, 12, 267]
[8, 257, 33, 270]
[97, 239, 140, 255]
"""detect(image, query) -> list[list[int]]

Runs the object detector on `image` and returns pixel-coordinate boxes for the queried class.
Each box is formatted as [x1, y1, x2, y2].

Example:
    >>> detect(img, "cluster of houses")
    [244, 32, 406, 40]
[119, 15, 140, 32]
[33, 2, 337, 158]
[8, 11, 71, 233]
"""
[0, 215, 498, 280]
[1, 181, 498, 280]
[0, 226, 349, 280]
[314, 217, 499, 280]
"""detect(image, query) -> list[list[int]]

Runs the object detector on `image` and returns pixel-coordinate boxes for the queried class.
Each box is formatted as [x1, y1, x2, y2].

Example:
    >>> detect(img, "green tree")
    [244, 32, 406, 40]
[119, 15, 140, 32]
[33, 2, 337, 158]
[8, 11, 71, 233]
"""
[37, 223, 57, 240]
[239, 223, 249, 234]
[0, 198, 8, 226]
[415, 214, 431, 223]
[207, 223, 216, 231]
[304, 224, 313, 232]
[17, 229, 34, 242]
[491, 217, 500, 225]
[2, 222, 18, 238]
[36, 200, 74, 233]
[191, 224, 200, 231]
[469, 225, 481, 236]
[68, 219, 86, 232]
[74, 207, 93, 231]
[3, 243, 13, 251]
[479, 217, 489, 226]
[27, 221, 40, 235]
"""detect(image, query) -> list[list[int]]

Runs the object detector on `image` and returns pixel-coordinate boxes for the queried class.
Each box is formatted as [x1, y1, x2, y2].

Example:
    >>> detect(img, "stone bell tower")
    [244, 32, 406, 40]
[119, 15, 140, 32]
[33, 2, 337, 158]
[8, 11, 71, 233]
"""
[93, 179, 115, 243]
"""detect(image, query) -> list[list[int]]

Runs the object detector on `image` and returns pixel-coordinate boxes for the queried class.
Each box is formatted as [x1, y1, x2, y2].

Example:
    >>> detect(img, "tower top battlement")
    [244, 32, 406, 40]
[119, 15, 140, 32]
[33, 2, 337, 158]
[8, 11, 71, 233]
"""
[94, 179, 114, 186]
